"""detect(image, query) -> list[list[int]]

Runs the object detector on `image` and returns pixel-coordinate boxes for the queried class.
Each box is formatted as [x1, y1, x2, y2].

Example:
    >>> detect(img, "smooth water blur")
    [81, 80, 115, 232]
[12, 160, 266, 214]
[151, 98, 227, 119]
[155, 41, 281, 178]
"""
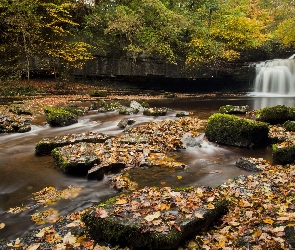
[0, 95, 292, 240]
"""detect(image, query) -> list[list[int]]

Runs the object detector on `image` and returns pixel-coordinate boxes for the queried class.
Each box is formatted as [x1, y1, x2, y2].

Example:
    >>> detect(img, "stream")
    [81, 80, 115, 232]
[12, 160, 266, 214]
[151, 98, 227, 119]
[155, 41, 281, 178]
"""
[1, 94, 294, 240]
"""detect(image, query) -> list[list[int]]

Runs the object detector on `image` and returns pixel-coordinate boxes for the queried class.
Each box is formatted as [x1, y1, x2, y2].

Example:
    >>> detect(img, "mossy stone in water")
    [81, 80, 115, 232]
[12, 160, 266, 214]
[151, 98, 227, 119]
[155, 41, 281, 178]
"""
[44, 107, 78, 127]
[81, 186, 227, 249]
[256, 105, 295, 125]
[205, 113, 269, 147]
[35, 132, 110, 155]
[272, 144, 295, 164]
[284, 120, 295, 132]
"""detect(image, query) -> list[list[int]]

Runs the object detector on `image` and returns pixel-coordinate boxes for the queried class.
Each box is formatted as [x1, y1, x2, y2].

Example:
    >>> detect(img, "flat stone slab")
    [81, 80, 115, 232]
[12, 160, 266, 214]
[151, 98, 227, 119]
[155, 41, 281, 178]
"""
[82, 186, 227, 249]
[35, 132, 110, 155]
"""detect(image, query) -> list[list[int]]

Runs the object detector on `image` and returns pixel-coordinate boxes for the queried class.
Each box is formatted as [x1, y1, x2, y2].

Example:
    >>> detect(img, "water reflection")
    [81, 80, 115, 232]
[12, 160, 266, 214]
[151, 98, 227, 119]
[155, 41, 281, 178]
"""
[248, 95, 295, 109]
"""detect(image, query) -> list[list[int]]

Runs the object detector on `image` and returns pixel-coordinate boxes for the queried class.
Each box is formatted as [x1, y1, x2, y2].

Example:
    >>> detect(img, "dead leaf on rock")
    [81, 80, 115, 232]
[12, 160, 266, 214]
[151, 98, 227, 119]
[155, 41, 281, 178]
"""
[144, 211, 161, 222]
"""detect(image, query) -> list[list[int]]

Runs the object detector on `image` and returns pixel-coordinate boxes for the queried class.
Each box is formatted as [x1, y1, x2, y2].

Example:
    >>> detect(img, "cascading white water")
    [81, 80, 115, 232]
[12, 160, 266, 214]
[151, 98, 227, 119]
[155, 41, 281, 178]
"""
[253, 55, 295, 96]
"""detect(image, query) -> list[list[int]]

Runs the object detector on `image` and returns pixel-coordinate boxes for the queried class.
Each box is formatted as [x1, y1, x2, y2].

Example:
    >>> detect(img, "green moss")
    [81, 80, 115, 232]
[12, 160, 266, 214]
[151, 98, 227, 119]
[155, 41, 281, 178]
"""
[284, 120, 295, 132]
[44, 106, 78, 127]
[256, 105, 295, 124]
[205, 113, 269, 147]
[272, 144, 295, 164]
[89, 89, 108, 97]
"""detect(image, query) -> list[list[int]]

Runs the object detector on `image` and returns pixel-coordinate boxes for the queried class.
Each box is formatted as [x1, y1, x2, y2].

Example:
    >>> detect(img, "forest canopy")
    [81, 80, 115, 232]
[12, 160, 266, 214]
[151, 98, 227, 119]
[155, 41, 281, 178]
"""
[0, 0, 294, 80]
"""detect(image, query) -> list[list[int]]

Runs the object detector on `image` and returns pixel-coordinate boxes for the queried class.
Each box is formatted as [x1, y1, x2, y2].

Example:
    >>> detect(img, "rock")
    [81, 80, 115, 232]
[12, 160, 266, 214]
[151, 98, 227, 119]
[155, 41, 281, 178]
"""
[284, 120, 295, 132]
[219, 105, 249, 114]
[51, 142, 101, 175]
[117, 118, 136, 129]
[87, 163, 126, 180]
[272, 143, 295, 164]
[81, 186, 227, 250]
[143, 107, 168, 116]
[176, 111, 190, 117]
[164, 92, 176, 98]
[256, 105, 295, 125]
[35, 132, 110, 155]
[89, 89, 108, 97]
[235, 157, 263, 171]
[205, 113, 269, 148]
[44, 107, 78, 127]
[285, 225, 295, 248]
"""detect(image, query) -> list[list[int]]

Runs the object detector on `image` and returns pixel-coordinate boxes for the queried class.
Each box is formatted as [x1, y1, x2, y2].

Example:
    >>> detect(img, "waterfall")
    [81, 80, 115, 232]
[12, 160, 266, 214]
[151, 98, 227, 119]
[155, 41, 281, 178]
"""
[253, 55, 295, 96]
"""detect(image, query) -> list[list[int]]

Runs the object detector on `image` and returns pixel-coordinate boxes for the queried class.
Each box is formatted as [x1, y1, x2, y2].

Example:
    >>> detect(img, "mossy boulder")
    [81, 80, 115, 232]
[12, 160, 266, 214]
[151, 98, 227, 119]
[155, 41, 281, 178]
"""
[0, 114, 32, 133]
[51, 142, 101, 175]
[205, 113, 269, 147]
[89, 89, 108, 97]
[284, 120, 295, 132]
[256, 105, 295, 125]
[219, 105, 249, 114]
[35, 132, 110, 155]
[44, 107, 78, 127]
[272, 143, 295, 164]
[81, 186, 227, 250]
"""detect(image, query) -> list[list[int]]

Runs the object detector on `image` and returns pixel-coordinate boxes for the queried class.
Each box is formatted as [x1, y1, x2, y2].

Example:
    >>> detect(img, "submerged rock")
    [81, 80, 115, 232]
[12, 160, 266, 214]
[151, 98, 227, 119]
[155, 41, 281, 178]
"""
[82, 186, 227, 250]
[117, 118, 136, 129]
[235, 157, 263, 171]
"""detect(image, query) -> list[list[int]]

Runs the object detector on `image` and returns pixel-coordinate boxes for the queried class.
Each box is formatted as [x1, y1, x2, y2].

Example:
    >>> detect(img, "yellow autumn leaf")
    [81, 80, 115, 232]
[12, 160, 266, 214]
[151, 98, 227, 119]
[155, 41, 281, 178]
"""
[239, 199, 252, 207]
[115, 199, 127, 205]
[263, 218, 274, 225]
[0, 223, 5, 229]
[207, 203, 215, 209]
[177, 175, 182, 180]
[252, 229, 262, 238]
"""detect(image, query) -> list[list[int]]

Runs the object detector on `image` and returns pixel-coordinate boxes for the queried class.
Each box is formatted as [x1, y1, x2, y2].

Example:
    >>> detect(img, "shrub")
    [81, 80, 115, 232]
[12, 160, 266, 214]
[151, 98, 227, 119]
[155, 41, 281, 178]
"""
[205, 113, 269, 147]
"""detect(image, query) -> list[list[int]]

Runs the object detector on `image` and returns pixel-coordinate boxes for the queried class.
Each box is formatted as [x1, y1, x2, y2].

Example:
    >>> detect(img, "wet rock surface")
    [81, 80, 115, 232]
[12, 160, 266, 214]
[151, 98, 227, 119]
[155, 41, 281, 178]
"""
[82, 186, 227, 250]
[35, 132, 110, 155]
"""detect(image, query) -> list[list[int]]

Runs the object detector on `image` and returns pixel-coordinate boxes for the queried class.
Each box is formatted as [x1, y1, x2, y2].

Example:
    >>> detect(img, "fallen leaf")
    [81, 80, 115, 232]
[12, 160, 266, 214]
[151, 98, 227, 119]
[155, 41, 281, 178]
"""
[95, 208, 108, 218]
[144, 211, 161, 222]
[27, 243, 41, 250]
[195, 212, 204, 219]
[0, 223, 5, 229]
[263, 218, 274, 225]
[63, 232, 76, 244]
[115, 199, 127, 205]
[207, 203, 215, 209]
[177, 175, 182, 180]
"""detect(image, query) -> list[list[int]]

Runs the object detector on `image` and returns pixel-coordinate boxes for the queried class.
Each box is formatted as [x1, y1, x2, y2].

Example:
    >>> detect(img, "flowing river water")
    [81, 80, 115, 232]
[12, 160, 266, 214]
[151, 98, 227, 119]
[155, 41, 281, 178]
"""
[1, 95, 295, 240]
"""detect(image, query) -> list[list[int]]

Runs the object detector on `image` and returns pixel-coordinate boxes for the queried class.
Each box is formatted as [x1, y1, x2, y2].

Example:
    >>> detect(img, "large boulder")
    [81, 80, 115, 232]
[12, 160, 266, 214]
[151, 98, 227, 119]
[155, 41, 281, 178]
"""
[205, 113, 269, 147]
[35, 132, 110, 155]
[81, 186, 227, 250]
[44, 107, 78, 127]
[272, 143, 295, 164]
[256, 105, 295, 125]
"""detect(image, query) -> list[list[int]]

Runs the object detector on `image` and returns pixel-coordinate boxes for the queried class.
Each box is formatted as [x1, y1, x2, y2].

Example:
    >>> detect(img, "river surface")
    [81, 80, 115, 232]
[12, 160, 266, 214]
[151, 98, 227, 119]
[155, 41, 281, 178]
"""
[1, 94, 295, 240]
